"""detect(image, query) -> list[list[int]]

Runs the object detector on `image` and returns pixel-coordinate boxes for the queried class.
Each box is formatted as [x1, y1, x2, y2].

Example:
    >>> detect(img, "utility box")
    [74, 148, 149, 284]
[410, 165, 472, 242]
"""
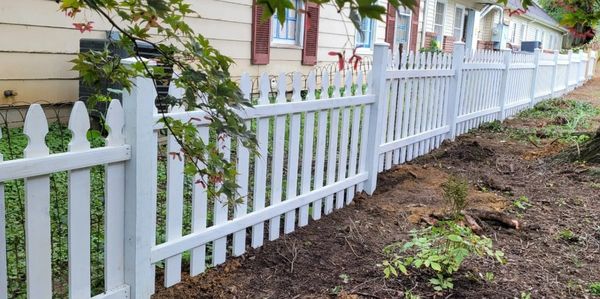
[491, 23, 509, 50]
[521, 41, 542, 52]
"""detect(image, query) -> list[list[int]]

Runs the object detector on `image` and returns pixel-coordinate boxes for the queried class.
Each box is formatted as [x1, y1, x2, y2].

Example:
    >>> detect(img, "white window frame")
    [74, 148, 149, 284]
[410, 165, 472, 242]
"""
[510, 22, 517, 43]
[271, 0, 304, 47]
[519, 23, 527, 43]
[433, 1, 446, 43]
[355, 17, 376, 54]
[453, 4, 466, 41]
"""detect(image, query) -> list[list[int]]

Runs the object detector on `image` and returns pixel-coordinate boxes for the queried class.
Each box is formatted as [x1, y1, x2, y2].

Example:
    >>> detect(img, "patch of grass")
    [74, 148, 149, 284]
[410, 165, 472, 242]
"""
[590, 282, 600, 296]
[510, 99, 600, 146]
[557, 229, 579, 242]
[513, 196, 532, 211]
[479, 120, 504, 132]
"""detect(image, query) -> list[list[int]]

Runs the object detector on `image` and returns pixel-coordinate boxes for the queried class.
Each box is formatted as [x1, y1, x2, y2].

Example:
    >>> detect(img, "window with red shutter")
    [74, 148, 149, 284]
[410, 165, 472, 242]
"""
[302, 2, 320, 66]
[384, 3, 396, 48]
[251, 0, 270, 65]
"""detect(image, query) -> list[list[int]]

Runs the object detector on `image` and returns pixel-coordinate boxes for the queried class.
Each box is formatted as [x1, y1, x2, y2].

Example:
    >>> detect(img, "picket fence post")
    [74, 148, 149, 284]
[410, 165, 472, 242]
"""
[565, 50, 573, 90]
[529, 48, 541, 108]
[446, 42, 465, 140]
[364, 42, 389, 195]
[550, 50, 559, 98]
[498, 49, 512, 120]
[121, 59, 157, 299]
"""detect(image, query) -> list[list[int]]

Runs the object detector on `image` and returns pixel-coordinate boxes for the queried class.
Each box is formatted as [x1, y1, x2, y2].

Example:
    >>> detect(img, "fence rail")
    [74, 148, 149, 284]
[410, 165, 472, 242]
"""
[0, 42, 597, 299]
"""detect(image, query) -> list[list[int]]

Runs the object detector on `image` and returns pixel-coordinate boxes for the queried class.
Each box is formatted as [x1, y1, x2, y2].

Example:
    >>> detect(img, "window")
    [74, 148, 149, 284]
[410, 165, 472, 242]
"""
[395, 8, 412, 49]
[453, 6, 465, 40]
[540, 31, 545, 47]
[272, 0, 303, 45]
[519, 24, 526, 43]
[510, 23, 517, 43]
[535, 29, 540, 41]
[356, 17, 375, 48]
[549, 34, 554, 50]
[434, 1, 445, 42]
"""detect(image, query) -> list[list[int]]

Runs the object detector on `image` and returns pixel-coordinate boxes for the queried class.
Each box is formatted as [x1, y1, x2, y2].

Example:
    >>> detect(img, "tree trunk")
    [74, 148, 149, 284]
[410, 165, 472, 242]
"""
[578, 128, 600, 163]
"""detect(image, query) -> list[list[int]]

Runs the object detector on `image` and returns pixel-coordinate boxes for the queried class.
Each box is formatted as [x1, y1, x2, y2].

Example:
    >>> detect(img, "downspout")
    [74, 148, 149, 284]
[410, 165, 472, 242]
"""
[419, 0, 428, 48]
[480, 4, 503, 21]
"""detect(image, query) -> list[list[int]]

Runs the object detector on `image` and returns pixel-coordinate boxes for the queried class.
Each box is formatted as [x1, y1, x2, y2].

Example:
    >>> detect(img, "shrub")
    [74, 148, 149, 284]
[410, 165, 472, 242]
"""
[382, 221, 505, 292]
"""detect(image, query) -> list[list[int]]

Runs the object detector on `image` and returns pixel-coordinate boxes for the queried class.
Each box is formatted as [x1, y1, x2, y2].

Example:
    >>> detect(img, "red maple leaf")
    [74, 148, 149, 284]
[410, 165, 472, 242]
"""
[73, 21, 94, 33]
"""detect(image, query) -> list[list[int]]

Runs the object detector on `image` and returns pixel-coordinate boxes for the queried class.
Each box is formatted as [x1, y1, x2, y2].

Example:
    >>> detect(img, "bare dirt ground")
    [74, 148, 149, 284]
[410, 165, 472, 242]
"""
[154, 70, 600, 299]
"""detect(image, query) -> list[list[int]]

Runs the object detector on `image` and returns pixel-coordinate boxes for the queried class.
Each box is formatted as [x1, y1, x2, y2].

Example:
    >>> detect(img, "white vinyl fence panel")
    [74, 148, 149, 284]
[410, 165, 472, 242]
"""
[0, 43, 596, 299]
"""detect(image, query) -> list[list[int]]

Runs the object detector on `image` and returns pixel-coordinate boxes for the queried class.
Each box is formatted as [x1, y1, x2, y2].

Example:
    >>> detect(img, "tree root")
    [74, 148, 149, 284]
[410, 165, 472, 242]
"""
[420, 209, 520, 233]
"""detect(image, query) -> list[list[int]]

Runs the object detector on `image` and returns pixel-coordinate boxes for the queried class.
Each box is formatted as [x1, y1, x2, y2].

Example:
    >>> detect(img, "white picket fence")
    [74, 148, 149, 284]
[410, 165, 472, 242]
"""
[0, 42, 596, 299]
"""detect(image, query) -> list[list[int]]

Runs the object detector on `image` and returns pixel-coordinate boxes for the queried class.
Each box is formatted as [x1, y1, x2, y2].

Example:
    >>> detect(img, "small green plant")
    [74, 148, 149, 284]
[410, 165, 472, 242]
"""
[339, 273, 351, 284]
[558, 229, 579, 242]
[442, 176, 470, 219]
[589, 282, 600, 296]
[513, 196, 532, 211]
[479, 120, 504, 132]
[419, 39, 442, 53]
[404, 291, 421, 299]
[520, 291, 532, 299]
[382, 221, 505, 292]
[330, 285, 343, 295]
[484, 271, 495, 282]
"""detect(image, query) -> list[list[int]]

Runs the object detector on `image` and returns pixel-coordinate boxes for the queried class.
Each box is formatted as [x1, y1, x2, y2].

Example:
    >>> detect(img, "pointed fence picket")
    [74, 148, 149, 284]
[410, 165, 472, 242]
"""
[0, 100, 130, 299]
[0, 43, 596, 299]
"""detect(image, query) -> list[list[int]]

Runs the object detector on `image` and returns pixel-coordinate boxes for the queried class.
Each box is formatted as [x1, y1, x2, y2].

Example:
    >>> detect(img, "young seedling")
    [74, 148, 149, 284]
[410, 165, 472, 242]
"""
[513, 196, 531, 211]
[589, 282, 600, 296]
[442, 176, 470, 219]
[557, 229, 579, 242]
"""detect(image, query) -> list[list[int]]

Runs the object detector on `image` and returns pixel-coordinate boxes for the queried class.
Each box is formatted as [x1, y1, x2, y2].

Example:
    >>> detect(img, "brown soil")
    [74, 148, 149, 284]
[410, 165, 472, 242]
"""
[153, 71, 600, 299]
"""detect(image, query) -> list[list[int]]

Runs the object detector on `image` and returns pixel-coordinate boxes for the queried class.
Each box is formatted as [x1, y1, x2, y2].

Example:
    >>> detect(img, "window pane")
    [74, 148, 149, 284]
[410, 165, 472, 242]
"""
[435, 3, 445, 25]
[272, 0, 300, 44]
[454, 7, 463, 39]
[356, 18, 373, 48]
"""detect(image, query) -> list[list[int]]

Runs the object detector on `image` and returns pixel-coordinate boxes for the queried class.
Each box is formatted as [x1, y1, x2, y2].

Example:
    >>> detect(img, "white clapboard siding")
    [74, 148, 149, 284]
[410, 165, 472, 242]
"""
[23, 104, 53, 299]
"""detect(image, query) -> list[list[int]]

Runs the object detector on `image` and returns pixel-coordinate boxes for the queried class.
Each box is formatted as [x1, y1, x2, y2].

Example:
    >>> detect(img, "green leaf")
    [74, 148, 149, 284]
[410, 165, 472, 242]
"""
[447, 234, 462, 242]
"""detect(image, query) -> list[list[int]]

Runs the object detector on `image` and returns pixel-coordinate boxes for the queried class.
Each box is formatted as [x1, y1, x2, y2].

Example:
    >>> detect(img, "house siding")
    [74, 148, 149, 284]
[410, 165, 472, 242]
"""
[476, 9, 564, 51]
[0, 0, 396, 105]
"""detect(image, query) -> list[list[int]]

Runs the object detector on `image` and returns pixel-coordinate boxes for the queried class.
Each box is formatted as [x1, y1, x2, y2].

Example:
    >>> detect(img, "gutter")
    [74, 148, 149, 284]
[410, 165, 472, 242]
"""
[420, 0, 428, 48]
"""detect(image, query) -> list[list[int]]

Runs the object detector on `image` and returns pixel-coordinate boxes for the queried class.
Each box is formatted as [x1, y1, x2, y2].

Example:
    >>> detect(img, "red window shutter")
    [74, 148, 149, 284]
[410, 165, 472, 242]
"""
[302, 2, 320, 66]
[384, 3, 396, 48]
[252, 0, 270, 65]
